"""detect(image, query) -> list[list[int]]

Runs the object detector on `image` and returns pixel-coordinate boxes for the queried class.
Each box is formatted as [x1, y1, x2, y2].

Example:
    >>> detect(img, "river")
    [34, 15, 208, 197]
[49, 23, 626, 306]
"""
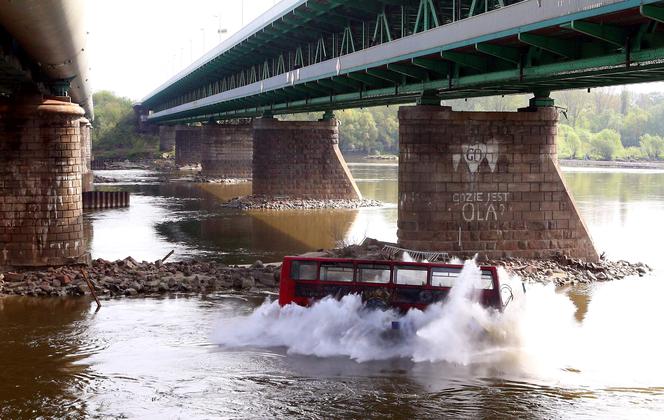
[2, 163, 664, 419]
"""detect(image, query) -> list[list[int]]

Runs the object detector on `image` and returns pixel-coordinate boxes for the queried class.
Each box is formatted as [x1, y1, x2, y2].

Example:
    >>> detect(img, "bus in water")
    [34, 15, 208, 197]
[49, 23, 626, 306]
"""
[279, 256, 509, 312]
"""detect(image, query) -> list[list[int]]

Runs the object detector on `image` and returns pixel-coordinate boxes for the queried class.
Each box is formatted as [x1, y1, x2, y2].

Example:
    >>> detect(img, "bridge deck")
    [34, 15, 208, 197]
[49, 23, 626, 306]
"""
[143, 0, 664, 124]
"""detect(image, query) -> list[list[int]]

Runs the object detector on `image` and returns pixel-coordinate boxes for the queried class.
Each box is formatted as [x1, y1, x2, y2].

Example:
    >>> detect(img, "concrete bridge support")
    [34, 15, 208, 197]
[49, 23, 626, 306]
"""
[397, 105, 598, 261]
[175, 126, 202, 168]
[0, 97, 88, 267]
[80, 118, 93, 193]
[201, 122, 253, 179]
[252, 118, 361, 199]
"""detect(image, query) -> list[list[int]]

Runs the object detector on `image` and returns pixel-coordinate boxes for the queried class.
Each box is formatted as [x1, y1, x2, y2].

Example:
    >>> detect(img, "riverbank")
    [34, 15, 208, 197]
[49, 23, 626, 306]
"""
[560, 159, 664, 170]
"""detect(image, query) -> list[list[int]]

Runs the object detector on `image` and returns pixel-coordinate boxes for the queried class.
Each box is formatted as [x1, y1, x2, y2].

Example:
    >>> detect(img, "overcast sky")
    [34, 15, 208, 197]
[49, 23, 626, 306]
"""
[88, 0, 279, 101]
[87, 0, 664, 102]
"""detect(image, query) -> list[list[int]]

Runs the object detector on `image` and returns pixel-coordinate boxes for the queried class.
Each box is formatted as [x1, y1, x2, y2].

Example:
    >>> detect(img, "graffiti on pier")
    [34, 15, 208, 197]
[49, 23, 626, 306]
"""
[452, 192, 509, 222]
[453, 139, 499, 174]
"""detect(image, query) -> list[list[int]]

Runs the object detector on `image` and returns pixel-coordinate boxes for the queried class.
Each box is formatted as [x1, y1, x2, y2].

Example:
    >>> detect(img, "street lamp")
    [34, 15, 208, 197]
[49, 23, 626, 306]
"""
[213, 14, 228, 41]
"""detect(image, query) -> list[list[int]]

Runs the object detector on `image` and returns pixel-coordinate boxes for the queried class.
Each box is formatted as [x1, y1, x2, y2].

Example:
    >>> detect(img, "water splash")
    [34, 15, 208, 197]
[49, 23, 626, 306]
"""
[212, 260, 664, 387]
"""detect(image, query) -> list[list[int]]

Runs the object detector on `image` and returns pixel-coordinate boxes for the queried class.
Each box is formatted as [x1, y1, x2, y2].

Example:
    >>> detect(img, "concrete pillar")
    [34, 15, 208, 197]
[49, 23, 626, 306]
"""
[397, 105, 598, 261]
[175, 126, 202, 167]
[252, 118, 361, 199]
[158, 125, 176, 152]
[0, 97, 89, 268]
[79, 118, 93, 192]
[201, 121, 253, 179]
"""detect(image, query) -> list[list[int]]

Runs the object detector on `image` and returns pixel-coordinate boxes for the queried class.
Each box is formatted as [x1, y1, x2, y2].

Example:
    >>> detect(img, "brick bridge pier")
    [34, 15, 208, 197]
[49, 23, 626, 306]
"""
[397, 101, 598, 261]
[0, 96, 89, 268]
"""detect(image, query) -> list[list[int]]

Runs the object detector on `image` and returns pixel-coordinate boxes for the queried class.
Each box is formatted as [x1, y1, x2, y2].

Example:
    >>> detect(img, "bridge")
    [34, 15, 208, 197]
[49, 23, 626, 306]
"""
[142, 0, 664, 123]
[142, 0, 664, 263]
[3, 1, 663, 269]
[0, 0, 94, 268]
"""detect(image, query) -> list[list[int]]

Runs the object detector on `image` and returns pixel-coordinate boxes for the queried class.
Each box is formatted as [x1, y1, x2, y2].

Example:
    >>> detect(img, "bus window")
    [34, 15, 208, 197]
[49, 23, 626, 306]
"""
[480, 270, 495, 290]
[320, 263, 354, 282]
[290, 260, 318, 280]
[357, 264, 391, 284]
[396, 266, 428, 286]
[431, 267, 460, 288]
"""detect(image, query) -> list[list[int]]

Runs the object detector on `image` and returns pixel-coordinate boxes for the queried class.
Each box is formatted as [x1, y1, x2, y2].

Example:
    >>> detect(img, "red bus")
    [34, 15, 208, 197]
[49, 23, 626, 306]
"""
[279, 256, 505, 312]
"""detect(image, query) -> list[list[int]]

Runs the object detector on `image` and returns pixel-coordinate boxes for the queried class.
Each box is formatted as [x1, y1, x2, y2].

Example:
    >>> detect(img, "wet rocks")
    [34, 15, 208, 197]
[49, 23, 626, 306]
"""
[485, 255, 652, 287]
[0, 257, 282, 298]
[326, 238, 653, 287]
[190, 175, 250, 184]
[223, 195, 382, 210]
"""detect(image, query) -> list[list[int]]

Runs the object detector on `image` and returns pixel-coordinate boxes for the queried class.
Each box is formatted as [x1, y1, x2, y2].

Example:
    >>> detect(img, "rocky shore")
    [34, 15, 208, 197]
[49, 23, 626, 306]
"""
[0, 258, 279, 298]
[222, 195, 382, 210]
[485, 255, 651, 286]
[1, 239, 654, 299]
[190, 175, 250, 184]
[93, 158, 176, 171]
[321, 239, 653, 287]
[364, 154, 398, 161]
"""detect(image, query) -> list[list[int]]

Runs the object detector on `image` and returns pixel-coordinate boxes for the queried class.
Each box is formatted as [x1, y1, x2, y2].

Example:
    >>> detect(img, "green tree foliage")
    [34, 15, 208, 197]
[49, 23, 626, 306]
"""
[338, 110, 379, 153]
[92, 91, 159, 159]
[590, 129, 623, 160]
[558, 125, 582, 159]
[620, 109, 650, 147]
[639, 134, 664, 159]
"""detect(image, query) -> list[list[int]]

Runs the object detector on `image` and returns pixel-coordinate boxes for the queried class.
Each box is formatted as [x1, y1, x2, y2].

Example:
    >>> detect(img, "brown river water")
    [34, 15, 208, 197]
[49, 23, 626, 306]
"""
[2, 163, 664, 419]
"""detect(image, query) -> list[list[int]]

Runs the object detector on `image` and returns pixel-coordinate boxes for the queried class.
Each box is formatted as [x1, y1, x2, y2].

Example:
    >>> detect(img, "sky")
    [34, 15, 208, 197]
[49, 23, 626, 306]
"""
[87, 0, 280, 102]
[87, 0, 664, 102]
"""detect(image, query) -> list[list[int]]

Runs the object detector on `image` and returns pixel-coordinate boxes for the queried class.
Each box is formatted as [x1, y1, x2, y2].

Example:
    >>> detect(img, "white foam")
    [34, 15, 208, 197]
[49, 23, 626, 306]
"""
[212, 260, 664, 387]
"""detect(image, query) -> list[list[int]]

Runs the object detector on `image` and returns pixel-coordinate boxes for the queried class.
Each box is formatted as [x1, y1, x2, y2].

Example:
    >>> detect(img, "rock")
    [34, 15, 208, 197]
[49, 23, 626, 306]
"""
[4, 272, 25, 282]
[255, 272, 276, 287]
[125, 288, 138, 296]
[123, 257, 139, 269]
[251, 260, 264, 269]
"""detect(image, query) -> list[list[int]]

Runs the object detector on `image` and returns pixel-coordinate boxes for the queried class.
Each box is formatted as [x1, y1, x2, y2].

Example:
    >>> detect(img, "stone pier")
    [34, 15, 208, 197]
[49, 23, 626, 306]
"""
[252, 118, 361, 199]
[201, 121, 253, 179]
[80, 118, 93, 192]
[0, 96, 88, 267]
[158, 125, 176, 153]
[397, 105, 598, 261]
[175, 126, 202, 167]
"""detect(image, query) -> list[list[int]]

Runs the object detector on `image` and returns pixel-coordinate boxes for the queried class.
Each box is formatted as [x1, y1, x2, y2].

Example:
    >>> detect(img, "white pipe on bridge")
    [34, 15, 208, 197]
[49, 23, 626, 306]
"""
[0, 0, 93, 119]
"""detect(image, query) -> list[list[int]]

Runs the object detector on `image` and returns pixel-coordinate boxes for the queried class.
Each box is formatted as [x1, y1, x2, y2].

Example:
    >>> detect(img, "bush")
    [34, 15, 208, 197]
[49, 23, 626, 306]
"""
[590, 129, 623, 160]
[639, 134, 664, 160]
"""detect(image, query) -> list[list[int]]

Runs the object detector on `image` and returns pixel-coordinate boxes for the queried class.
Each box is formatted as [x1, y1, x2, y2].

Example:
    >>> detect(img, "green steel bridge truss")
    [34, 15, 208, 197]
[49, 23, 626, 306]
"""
[143, 0, 664, 124]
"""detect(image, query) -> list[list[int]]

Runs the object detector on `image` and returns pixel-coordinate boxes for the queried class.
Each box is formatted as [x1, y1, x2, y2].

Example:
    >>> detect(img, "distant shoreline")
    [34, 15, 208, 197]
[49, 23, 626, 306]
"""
[559, 159, 664, 170]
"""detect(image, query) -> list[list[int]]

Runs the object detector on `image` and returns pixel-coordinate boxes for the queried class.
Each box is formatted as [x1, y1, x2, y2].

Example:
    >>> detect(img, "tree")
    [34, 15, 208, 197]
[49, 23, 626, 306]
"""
[92, 91, 159, 159]
[639, 134, 664, 159]
[620, 109, 650, 148]
[590, 129, 623, 160]
[553, 90, 593, 127]
[557, 125, 582, 159]
[338, 110, 378, 152]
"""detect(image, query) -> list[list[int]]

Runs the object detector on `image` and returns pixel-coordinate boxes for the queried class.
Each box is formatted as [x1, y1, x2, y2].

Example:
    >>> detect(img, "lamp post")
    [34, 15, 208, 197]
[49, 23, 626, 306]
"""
[213, 14, 228, 41]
